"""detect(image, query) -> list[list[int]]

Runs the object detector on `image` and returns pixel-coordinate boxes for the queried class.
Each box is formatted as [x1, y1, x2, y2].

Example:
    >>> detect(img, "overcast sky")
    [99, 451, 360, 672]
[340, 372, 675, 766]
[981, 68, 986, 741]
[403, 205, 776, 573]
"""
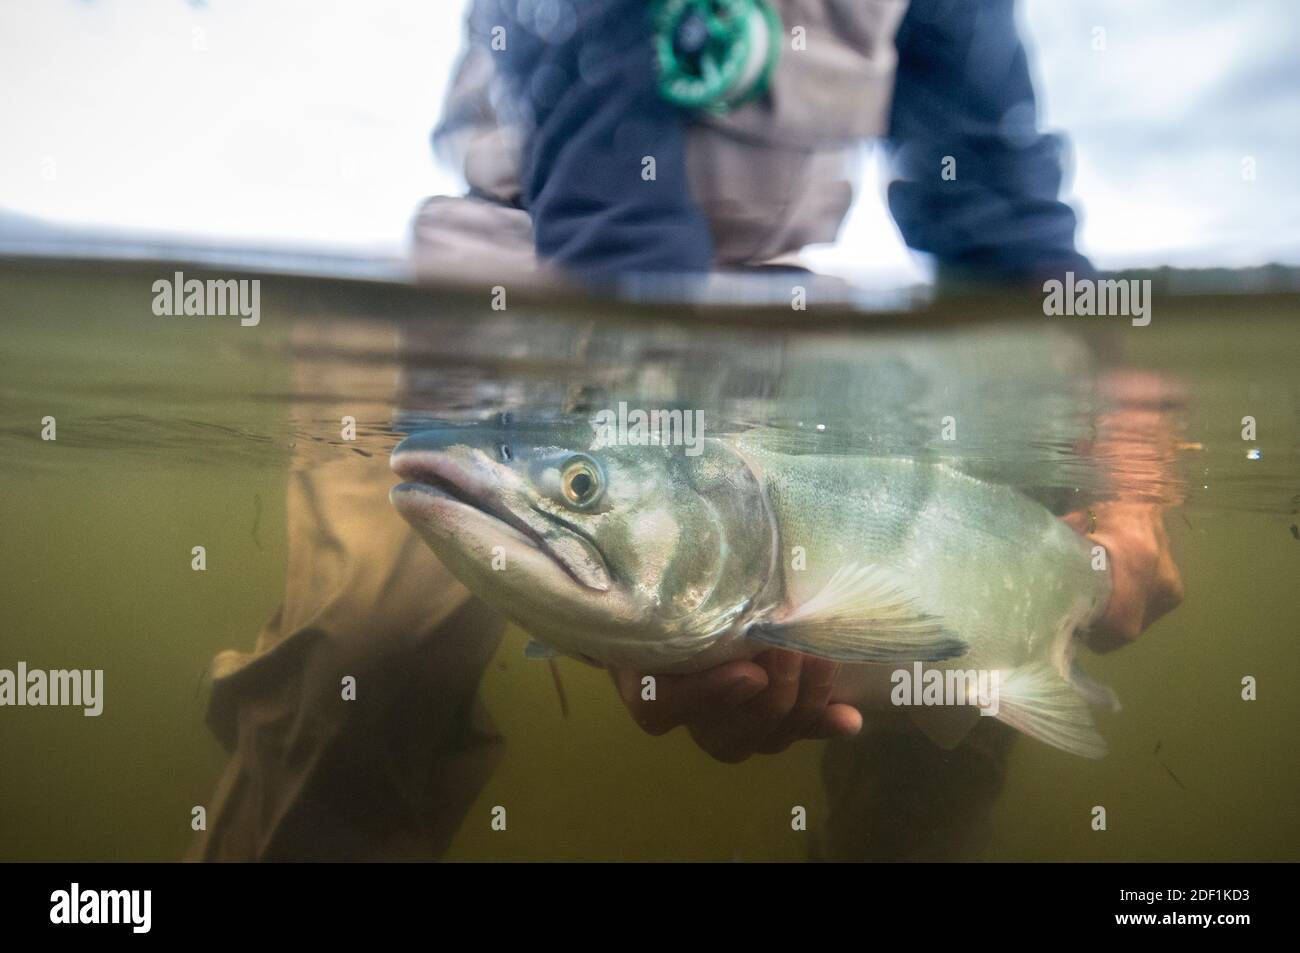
[1, 0, 1296, 286]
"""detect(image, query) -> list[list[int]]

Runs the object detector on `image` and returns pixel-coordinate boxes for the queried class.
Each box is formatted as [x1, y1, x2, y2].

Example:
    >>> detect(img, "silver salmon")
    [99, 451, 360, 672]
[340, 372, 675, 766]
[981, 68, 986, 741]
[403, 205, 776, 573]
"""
[391, 421, 1115, 757]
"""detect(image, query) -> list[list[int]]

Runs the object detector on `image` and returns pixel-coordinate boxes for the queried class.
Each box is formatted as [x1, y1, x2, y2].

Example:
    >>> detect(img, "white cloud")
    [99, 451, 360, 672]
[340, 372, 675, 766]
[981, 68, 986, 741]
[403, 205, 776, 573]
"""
[0, 0, 469, 253]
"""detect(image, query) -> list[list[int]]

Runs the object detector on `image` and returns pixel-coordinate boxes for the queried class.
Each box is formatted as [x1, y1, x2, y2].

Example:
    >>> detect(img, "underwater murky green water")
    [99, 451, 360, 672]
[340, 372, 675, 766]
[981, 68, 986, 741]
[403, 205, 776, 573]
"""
[1, 263, 1296, 861]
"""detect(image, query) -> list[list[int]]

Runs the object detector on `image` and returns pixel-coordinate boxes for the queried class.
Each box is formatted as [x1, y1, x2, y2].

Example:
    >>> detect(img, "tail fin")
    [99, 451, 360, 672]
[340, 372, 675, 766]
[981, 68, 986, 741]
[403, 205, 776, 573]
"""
[993, 661, 1108, 758]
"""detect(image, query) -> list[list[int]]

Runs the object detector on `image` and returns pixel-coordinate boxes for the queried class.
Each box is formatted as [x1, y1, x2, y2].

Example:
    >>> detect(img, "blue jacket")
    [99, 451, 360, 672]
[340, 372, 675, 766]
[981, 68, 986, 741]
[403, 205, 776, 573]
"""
[490, 0, 1092, 285]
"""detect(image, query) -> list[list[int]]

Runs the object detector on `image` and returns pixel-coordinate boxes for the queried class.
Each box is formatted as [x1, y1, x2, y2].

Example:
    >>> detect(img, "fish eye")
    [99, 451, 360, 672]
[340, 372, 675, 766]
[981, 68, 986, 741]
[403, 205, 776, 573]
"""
[560, 457, 603, 508]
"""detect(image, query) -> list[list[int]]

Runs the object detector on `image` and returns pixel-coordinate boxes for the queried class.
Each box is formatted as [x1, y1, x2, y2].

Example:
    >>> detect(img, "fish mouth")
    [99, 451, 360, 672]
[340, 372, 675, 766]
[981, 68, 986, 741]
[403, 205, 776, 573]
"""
[390, 449, 610, 592]
[391, 450, 542, 549]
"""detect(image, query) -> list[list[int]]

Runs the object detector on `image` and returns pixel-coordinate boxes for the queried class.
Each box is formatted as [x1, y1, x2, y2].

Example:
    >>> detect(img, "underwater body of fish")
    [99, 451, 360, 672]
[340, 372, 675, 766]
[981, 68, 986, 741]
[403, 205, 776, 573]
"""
[390, 421, 1116, 758]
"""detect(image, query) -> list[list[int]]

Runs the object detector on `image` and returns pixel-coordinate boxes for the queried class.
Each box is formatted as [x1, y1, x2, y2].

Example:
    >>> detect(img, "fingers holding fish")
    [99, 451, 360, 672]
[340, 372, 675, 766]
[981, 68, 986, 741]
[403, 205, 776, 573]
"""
[1062, 501, 1184, 652]
[758, 653, 841, 754]
[805, 704, 864, 741]
[698, 649, 805, 761]
[611, 651, 862, 763]
[691, 651, 861, 761]
[750, 649, 804, 727]
[610, 662, 768, 737]
[671, 652, 803, 762]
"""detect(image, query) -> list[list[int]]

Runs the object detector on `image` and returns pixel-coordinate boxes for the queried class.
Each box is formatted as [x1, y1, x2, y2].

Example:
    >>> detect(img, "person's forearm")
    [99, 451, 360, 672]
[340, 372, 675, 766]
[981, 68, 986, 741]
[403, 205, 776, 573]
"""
[493, 0, 714, 281]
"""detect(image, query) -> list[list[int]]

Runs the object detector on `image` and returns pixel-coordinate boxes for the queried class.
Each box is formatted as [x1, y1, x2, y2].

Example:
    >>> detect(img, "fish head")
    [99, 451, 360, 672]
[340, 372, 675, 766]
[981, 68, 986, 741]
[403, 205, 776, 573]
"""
[390, 421, 772, 669]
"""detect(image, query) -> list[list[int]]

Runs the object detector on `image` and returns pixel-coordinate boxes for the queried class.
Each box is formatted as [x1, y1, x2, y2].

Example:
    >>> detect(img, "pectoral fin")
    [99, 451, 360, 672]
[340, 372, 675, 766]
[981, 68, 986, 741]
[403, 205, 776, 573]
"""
[748, 563, 967, 664]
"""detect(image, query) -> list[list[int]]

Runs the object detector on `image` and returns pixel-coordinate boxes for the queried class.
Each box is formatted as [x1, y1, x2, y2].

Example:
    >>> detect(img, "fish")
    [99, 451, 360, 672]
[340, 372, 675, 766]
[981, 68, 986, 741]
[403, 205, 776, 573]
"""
[390, 420, 1115, 757]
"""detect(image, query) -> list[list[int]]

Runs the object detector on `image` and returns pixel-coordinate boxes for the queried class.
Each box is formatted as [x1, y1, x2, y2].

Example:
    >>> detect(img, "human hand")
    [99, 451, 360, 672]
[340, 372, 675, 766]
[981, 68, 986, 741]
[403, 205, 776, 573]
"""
[1062, 501, 1184, 652]
[610, 649, 863, 763]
